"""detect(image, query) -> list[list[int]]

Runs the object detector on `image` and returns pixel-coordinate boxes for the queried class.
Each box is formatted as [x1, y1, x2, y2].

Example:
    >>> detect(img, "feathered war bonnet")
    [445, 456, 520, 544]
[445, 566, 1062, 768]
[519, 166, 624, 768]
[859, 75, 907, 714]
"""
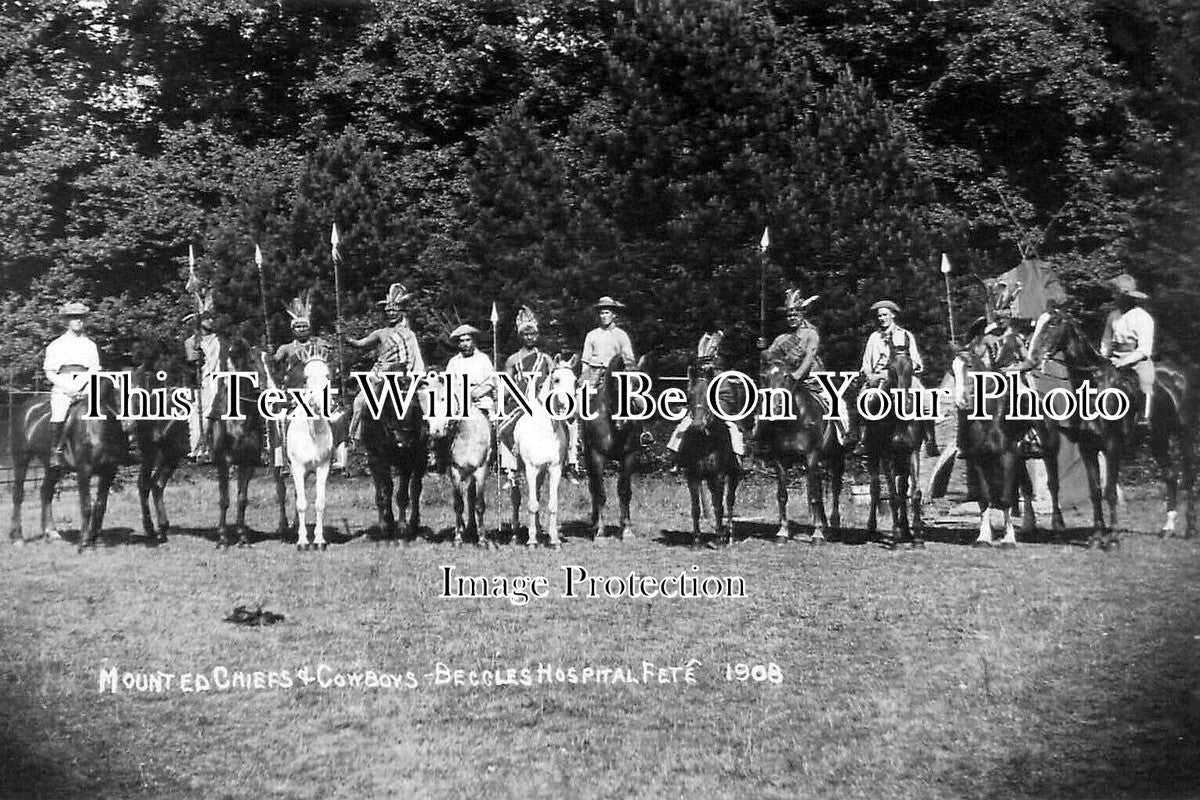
[183, 290, 214, 323]
[286, 290, 313, 330]
[515, 305, 539, 335]
[783, 288, 819, 312]
[696, 330, 723, 362]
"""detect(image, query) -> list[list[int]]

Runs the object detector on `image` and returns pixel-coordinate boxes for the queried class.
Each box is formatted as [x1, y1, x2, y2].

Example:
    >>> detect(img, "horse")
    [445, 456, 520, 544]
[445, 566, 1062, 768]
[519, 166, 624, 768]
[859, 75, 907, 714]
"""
[359, 371, 427, 542]
[1025, 308, 1195, 543]
[754, 361, 845, 543]
[859, 351, 925, 548]
[129, 360, 189, 544]
[508, 355, 577, 548]
[10, 374, 127, 550]
[954, 321, 1067, 547]
[284, 347, 348, 550]
[580, 354, 646, 541]
[677, 341, 740, 547]
[211, 343, 287, 547]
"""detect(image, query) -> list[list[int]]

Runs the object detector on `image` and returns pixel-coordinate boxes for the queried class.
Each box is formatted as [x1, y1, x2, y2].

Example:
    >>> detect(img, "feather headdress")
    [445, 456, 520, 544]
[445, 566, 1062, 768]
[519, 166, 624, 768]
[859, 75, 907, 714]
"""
[515, 305, 538, 334]
[697, 330, 723, 361]
[183, 290, 214, 323]
[286, 290, 313, 328]
[376, 282, 417, 309]
[782, 288, 819, 312]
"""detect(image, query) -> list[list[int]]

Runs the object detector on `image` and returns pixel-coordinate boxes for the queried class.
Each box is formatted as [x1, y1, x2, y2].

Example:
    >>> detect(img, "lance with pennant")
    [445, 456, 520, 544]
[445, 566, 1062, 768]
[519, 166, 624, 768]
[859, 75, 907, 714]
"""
[941, 252, 957, 345]
[331, 223, 346, 400]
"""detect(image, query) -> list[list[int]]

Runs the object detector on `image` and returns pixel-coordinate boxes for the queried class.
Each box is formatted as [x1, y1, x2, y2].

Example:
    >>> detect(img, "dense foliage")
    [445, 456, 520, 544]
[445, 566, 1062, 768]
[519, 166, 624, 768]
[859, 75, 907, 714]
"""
[0, 0, 1196, 386]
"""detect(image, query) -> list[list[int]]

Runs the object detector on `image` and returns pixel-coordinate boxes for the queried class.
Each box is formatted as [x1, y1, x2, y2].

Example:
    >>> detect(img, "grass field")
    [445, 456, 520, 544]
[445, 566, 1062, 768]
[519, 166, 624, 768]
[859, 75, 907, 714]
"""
[2, 464, 1198, 799]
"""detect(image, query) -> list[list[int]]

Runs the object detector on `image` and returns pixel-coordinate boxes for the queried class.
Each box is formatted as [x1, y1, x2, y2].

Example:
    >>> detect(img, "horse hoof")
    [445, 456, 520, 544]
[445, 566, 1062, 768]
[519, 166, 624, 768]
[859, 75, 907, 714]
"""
[11, 538, 24, 548]
[319, 543, 328, 551]
[998, 541, 1017, 550]
[809, 534, 826, 545]
[910, 540, 926, 550]
[972, 540, 992, 548]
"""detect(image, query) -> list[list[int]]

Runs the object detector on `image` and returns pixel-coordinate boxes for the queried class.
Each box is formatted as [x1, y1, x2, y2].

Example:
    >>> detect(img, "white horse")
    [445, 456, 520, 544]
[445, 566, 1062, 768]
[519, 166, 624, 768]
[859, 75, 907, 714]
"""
[427, 374, 493, 546]
[510, 356, 577, 548]
[286, 351, 345, 550]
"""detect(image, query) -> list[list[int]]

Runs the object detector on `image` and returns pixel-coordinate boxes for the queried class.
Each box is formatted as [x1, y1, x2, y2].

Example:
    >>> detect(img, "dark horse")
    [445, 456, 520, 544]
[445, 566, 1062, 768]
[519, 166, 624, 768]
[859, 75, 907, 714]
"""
[755, 362, 845, 543]
[860, 352, 925, 548]
[677, 341, 740, 547]
[360, 374, 427, 541]
[955, 322, 1067, 547]
[1026, 309, 1195, 543]
[129, 353, 190, 544]
[10, 375, 126, 550]
[211, 343, 288, 547]
[581, 354, 645, 541]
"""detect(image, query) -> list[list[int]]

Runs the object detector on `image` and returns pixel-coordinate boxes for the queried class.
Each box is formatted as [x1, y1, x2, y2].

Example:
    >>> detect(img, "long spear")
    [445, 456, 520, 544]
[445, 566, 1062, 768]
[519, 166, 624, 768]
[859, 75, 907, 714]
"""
[759, 227, 770, 349]
[331, 223, 346, 400]
[941, 252, 957, 345]
[186, 244, 203, 393]
[255, 243, 272, 353]
[491, 300, 501, 539]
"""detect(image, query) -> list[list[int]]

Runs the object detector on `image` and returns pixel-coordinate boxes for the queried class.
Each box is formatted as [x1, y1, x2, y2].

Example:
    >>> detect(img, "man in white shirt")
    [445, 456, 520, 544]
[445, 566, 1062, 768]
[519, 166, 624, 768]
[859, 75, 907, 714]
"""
[1100, 273, 1156, 427]
[581, 296, 636, 385]
[183, 294, 230, 460]
[860, 300, 925, 383]
[430, 324, 495, 471]
[44, 302, 102, 467]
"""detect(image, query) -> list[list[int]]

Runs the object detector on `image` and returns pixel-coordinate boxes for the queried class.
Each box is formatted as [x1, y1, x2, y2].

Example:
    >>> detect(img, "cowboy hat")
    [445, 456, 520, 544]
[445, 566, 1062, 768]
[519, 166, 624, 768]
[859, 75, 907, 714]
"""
[449, 323, 481, 341]
[1111, 273, 1148, 300]
[60, 301, 90, 316]
[375, 282, 417, 308]
[782, 289, 819, 311]
[870, 299, 900, 314]
[593, 296, 626, 310]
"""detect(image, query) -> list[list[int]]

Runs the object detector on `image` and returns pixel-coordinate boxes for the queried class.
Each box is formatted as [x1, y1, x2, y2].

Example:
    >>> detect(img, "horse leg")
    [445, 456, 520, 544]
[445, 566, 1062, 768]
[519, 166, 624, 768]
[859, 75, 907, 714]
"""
[617, 453, 634, 540]
[1149, 432, 1177, 537]
[687, 476, 702, 547]
[973, 460, 994, 546]
[312, 464, 329, 550]
[153, 457, 176, 543]
[236, 465, 254, 547]
[826, 451, 843, 538]
[10, 455, 28, 543]
[726, 468, 739, 545]
[909, 449, 924, 547]
[512, 466, 526, 538]
[545, 464, 562, 548]
[892, 456, 911, 545]
[1043, 443, 1067, 534]
[1183, 423, 1197, 538]
[293, 467, 308, 550]
[866, 453, 881, 539]
[1103, 450, 1121, 548]
[273, 466, 290, 535]
[216, 459, 232, 547]
[773, 460, 789, 541]
[1081, 448, 1106, 547]
[470, 476, 486, 545]
[451, 470, 466, 546]
[806, 452, 827, 544]
[138, 459, 154, 536]
[708, 474, 725, 542]
[588, 454, 605, 541]
[882, 455, 901, 547]
[408, 465, 423, 537]
[374, 463, 397, 539]
[1018, 461, 1037, 536]
[89, 469, 116, 550]
[999, 451, 1019, 548]
[76, 467, 94, 551]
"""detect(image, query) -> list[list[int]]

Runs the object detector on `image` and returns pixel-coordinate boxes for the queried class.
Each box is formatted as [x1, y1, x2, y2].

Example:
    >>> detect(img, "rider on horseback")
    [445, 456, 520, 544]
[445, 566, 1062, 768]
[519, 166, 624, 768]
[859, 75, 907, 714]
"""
[272, 291, 335, 386]
[1101, 273, 1155, 428]
[183, 292, 231, 462]
[345, 283, 430, 447]
[430, 323, 496, 472]
[44, 301, 101, 468]
[581, 296, 653, 448]
[666, 330, 746, 469]
[499, 306, 573, 488]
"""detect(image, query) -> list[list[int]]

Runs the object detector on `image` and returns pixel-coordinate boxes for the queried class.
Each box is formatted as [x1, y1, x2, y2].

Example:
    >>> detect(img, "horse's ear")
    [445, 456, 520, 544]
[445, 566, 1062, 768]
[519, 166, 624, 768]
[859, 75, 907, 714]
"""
[567, 354, 578, 371]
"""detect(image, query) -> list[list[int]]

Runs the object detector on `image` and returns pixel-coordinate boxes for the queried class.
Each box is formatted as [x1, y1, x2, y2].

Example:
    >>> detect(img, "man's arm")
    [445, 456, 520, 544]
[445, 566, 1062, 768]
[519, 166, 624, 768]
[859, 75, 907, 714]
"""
[403, 328, 425, 374]
[860, 333, 880, 374]
[791, 330, 819, 381]
[618, 329, 635, 365]
[581, 330, 598, 366]
[346, 329, 380, 350]
[908, 331, 925, 374]
[1099, 311, 1118, 358]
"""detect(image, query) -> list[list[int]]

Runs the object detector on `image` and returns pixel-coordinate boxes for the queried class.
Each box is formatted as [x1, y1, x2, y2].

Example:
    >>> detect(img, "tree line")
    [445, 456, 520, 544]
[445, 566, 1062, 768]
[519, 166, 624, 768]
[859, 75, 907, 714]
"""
[0, 0, 1196, 388]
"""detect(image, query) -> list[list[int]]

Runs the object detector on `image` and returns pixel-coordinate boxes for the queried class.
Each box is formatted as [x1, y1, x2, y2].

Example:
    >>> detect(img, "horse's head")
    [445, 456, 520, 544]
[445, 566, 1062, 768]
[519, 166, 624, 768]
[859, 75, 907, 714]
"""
[300, 347, 331, 395]
[760, 360, 789, 392]
[1025, 308, 1074, 369]
[542, 354, 578, 418]
[885, 351, 914, 391]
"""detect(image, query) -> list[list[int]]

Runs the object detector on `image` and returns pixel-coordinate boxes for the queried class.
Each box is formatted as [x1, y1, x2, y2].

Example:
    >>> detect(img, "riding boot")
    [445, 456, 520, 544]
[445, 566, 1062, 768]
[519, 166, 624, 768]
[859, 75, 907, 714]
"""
[50, 421, 69, 468]
[924, 422, 941, 458]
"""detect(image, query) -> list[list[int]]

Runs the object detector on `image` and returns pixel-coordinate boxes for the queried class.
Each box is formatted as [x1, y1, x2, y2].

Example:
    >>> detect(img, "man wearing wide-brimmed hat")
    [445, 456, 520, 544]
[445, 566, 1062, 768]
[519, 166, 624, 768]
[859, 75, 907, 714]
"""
[1101, 273, 1156, 427]
[43, 301, 102, 467]
[428, 323, 496, 472]
[345, 282, 428, 444]
[183, 291, 231, 460]
[860, 299, 926, 385]
[581, 296, 636, 385]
